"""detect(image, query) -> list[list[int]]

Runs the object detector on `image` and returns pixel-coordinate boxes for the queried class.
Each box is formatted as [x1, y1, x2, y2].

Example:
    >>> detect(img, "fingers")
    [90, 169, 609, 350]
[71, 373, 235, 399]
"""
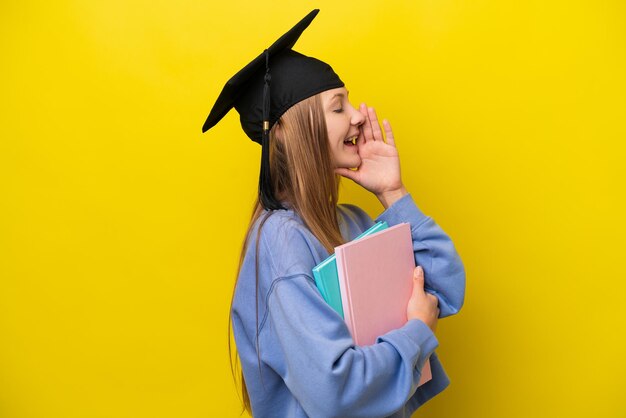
[359, 103, 389, 144]
[334, 167, 360, 182]
[416, 265, 438, 307]
[356, 125, 366, 147]
[382, 119, 395, 146]
[367, 107, 384, 142]
[413, 266, 425, 289]
[360, 103, 374, 143]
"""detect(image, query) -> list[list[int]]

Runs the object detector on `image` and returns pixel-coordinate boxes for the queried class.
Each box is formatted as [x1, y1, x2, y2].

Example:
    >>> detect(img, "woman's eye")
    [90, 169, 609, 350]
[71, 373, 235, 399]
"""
[333, 108, 344, 113]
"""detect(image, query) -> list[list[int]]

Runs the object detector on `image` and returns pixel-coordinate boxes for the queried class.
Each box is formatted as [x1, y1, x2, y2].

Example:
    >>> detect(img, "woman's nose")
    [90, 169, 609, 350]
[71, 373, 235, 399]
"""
[352, 107, 366, 126]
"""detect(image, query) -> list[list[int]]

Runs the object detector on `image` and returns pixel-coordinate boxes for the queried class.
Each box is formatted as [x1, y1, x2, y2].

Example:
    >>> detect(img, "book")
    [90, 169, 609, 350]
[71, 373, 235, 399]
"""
[334, 222, 432, 385]
[312, 221, 388, 318]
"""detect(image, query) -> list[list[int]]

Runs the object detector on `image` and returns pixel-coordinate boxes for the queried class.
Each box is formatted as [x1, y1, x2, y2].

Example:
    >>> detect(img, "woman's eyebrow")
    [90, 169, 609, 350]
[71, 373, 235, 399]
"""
[327, 94, 343, 108]
[328, 91, 348, 107]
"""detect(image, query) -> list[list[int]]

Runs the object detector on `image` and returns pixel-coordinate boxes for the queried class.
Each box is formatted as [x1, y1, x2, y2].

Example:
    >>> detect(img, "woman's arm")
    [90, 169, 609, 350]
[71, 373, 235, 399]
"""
[262, 273, 437, 418]
[251, 220, 438, 418]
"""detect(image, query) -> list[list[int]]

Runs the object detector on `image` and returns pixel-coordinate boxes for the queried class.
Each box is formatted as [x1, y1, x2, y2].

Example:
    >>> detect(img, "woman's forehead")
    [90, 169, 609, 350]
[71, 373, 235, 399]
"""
[323, 87, 349, 102]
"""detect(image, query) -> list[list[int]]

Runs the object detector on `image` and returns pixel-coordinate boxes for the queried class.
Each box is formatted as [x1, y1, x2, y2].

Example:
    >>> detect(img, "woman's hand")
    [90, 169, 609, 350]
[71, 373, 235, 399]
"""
[334, 104, 407, 209]
[407, 266, 440, 333]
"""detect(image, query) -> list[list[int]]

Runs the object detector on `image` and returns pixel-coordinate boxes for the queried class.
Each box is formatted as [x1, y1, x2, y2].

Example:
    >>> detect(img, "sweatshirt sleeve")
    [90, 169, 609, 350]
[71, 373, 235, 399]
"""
[376, 193, 466, 318]
[261, 274, 438, 418]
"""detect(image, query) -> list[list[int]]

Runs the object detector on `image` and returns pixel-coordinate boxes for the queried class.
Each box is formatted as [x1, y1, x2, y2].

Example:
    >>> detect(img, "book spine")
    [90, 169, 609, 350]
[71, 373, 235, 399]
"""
[335, 247, 357, 343]
[312, 268, 326, 302]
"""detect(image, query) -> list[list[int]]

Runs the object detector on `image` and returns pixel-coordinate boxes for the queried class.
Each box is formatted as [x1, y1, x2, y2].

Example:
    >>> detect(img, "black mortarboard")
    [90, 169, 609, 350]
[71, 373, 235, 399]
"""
[201, 9, 345, 210]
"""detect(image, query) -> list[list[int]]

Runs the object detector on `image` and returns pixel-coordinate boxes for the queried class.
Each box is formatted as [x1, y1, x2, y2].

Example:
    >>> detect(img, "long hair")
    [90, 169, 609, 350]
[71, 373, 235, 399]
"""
[227, 93, 345, 415]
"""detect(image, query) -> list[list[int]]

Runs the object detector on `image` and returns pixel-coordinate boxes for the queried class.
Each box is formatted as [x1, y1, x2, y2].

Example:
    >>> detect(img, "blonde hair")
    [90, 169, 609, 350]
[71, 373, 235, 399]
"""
[228, 93, 345, 415]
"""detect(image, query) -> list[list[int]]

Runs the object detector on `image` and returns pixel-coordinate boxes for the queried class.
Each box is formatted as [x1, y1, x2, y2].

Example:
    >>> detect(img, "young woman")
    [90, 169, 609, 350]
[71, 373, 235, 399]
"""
[202, 10, 466, 418]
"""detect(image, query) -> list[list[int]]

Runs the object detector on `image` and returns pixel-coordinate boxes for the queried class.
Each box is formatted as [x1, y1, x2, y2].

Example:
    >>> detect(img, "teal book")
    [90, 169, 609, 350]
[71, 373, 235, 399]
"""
[313, 221, 389, 318]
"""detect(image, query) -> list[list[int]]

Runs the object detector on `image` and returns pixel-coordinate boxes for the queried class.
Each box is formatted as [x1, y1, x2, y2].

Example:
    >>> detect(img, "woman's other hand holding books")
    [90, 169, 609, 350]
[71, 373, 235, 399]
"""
[407, 266, 440, 333]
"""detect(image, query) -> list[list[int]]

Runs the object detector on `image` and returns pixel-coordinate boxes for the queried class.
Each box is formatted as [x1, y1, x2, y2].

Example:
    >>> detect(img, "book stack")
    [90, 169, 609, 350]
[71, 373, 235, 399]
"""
[313, 222, 432, 386]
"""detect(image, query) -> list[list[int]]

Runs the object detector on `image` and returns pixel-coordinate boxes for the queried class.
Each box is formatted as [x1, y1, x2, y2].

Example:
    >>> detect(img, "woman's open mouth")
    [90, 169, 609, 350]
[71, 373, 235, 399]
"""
[343, 136, 357, 147]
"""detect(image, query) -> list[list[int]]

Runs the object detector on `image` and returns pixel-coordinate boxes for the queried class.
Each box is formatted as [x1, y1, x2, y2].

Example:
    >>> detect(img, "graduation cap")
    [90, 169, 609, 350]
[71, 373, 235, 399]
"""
[201, 9, 345, 210]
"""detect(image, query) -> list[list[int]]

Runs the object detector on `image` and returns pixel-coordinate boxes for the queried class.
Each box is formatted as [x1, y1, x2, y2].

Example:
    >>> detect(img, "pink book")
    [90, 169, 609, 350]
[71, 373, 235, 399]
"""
[335, 223, 432, 386]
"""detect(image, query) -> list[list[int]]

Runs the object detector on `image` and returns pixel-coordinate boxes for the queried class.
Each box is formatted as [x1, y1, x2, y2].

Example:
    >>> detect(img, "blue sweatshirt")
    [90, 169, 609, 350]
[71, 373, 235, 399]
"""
[231, 193, 466, 418]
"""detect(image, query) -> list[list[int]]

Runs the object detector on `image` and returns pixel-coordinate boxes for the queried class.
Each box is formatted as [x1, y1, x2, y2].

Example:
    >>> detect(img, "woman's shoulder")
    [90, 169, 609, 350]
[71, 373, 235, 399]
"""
[248, 209, 327, 278]
[252, 209, 310, 242]
[244, 203, 374, 277]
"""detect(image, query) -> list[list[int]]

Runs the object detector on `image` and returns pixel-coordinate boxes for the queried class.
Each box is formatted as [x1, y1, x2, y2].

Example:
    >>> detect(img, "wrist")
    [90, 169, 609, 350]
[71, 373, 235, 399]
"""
[376, 185, 408, 209]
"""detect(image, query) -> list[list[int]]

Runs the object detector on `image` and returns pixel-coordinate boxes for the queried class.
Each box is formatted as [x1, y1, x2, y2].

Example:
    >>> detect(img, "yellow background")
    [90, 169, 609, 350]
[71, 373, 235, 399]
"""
[1, 1, 624, 417]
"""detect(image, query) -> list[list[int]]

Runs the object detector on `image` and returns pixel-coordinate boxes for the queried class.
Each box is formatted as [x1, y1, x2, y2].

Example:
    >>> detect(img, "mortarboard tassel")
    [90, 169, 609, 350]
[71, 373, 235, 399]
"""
[259, 49, 284, 211]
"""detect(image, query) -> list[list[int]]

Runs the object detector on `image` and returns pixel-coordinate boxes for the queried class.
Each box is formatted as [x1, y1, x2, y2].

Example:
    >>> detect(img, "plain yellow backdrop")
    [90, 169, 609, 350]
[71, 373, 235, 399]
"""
[1, 1, 624, 417]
